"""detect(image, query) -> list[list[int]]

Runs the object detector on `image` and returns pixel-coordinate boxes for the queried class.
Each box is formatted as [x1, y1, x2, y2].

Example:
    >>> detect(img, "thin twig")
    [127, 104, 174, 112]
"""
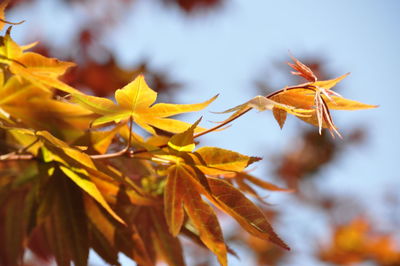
[129, 107, 253, 156]
[193, 107, 252, 138]
[90, 117, 133, 160]
[0, 19, 25, 26]
[0, 139, 39, 161]
[1, 105, 253, 161]
[0, 153, 34, 161]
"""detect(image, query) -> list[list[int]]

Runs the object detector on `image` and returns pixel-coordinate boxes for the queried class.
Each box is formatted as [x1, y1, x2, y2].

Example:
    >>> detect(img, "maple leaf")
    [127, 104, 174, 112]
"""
[73, 74, 217, 134]
[148, 119, 289, 265]
[219, 56, 377, 138]
[0, 75, 94, 138]
[233, 172, 293, 203]
[267, 56, 378, 137]
[319, 218, 400, 265]
[0, 27, 79, 94]
[0, 1, 7, 32]
[12, 129, 126, 225]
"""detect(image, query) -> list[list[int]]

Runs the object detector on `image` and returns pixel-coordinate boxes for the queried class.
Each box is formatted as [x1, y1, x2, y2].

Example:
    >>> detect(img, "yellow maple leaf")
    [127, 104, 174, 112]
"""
[73, 74, 218, 134]
[0, 27, 78, 94]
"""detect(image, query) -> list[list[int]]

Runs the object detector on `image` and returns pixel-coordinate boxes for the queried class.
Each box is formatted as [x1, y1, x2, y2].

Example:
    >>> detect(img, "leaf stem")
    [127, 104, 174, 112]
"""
[0, 139, 39, 160]
[90, 117, 133, 160]
[193, 107, 252, 139]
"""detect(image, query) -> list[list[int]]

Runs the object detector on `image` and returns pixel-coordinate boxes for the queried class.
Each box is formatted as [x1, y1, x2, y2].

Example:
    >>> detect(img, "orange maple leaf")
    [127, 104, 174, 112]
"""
[268, 56, 378, 137]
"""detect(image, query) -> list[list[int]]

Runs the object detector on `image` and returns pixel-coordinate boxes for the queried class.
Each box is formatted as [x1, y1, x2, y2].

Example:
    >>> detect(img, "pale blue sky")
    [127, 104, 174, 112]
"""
[8, 0, 400, 265]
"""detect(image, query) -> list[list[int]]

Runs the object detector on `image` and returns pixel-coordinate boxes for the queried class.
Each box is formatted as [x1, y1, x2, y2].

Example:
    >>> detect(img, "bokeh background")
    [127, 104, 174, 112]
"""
[6, 0, 400, 265]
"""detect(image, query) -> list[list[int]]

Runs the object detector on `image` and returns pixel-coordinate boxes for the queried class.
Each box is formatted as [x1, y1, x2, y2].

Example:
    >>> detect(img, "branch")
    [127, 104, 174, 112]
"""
[130, 106, 253, 156]
[1, 107, 253, 161]
[0, 139, 39, 161]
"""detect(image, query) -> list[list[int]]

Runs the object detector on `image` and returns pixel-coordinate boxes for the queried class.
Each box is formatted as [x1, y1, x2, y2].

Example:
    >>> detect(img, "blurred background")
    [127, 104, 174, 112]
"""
[5, 0, 400, 265]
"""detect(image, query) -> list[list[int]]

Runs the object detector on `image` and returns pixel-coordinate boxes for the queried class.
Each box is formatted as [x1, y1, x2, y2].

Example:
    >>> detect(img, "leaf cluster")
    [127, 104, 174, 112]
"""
[0, 6, 377, 266]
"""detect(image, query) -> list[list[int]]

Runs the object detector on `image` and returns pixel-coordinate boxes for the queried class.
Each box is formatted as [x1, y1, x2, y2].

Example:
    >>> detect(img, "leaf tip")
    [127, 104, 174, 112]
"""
[248, 156, 262, 165]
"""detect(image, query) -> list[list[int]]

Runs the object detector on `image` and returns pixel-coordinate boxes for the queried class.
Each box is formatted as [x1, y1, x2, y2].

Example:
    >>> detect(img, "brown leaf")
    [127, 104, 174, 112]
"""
[150, 208, 186, 266]
[272, 107, 287, 129]
[39, 169, 89, 266]
[208, 178, 290, 250]
[183, 177, 227, 266]
[238, 172, 293, 192]
[288, 55, 317, 82]
[164, 165, 185, 236]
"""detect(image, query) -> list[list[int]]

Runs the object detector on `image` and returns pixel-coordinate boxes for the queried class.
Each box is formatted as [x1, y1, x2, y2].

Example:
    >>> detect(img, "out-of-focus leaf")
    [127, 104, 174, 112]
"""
[208, 178, 289, 250]
[9, 52, 79, 94]
[0, 68, 3, 86]
[237, 172, 293, 192]
[0, 76, 52, 106]
[163, 0, 223, 13]
[0, 1, 7, 31]
[39, 170, 89, 266]
[0, 190, 28, 266]
[150, 208, 185, 266]
[27, 226, 53, 263]
[114, 191, 155, 266]
[59, 166, 125, 225]
[319, 218, 400, 265]
[83, 195, 115, 246]
[2, 98, 93, 139]
[0, 28, 79, 94]
[183, 177, 227, 266]
[89, 223, 120, 266]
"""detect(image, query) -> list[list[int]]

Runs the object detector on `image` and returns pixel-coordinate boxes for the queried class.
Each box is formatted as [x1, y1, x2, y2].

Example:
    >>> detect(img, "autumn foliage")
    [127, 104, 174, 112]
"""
[0, 4, 380, 266]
